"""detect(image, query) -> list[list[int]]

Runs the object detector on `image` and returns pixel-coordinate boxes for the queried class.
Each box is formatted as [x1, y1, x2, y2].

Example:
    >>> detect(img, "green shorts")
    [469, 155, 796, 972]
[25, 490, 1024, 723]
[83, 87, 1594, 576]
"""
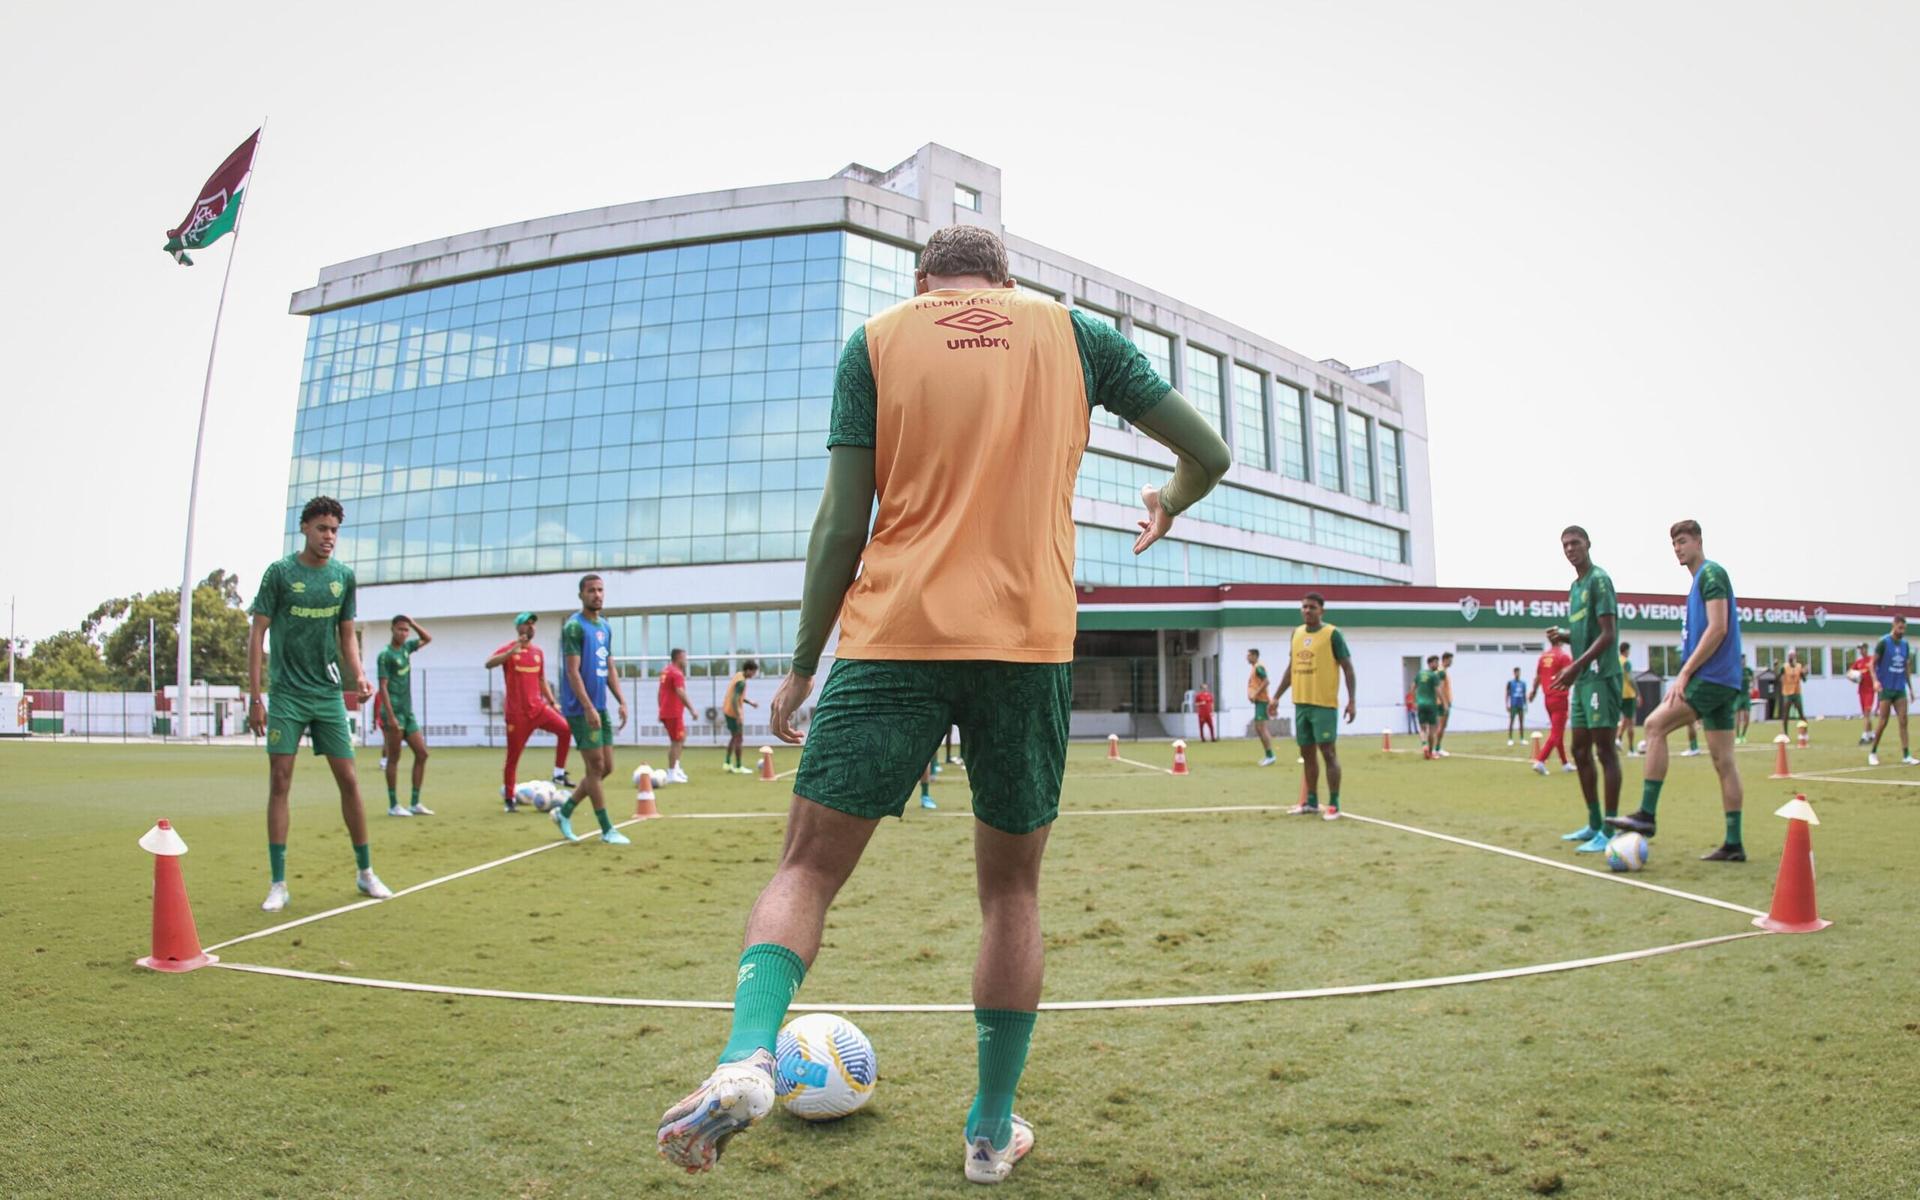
[794, 659, 1070, 835]
[1781, 694, 1806, 720]
[1294, 704, 1338, 747]
[1416, 703, 1439, 726]
[1879, 688, 1908, 707]
[1682, 679, 1740, 732]
[1570, 676, 1622, 730]
[1735, 691, 1752, 711]
[1252, 701, 1270, 723]
[724, 714, 743, 735]
[568, 707, 613, 750]
[381, 707, 421, 738]
[265, 696, 354, 759]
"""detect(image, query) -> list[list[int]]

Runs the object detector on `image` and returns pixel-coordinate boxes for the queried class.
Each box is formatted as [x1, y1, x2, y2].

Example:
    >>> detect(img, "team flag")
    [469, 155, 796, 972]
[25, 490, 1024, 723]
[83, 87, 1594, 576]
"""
[163, 130, 259, 265]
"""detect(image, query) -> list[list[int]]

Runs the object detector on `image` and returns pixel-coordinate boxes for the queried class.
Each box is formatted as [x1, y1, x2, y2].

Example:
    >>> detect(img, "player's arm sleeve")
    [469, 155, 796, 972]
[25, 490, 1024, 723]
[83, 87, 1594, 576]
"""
[1596, 575, 1617, 616]
[1256, 665, 1268, 681]
[339, 569, 357, 623]
[560, 622, 582, 659]
[1332, 629, 1351, 660]
[1700, 565, 1731, 603]
[825, 326, 877, 451]
[406, 637, 421, 652]
[792, 445, 876, 675]
[247, 562, 279, 620]
[1072, 312, 1232, 517]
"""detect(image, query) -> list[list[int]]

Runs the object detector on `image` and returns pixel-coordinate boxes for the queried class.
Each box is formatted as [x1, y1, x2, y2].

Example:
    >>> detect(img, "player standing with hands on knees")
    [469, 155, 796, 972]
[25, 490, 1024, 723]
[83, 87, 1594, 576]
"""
[657, 225, 1229, 1182]
[552, 574, 630, 845]
[247, 496, 392, 912]
[1607, 520, 1749, 861]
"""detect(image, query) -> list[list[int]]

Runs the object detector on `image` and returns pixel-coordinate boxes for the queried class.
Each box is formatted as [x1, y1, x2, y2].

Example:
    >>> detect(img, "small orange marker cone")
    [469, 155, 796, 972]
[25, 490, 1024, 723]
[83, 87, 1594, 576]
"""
[135, 820, 217, 973]
[1753, 794, 1831, 933]
[1171, 739, 1189, 776]
[633, 763, 660, 819]
[1796, 721, 1809, 749]
[758, 746, 777, 782]
[1381, 729, 1393, 753]
[1771, 733, 1792, 779]
[1107, 733, 1120, 760]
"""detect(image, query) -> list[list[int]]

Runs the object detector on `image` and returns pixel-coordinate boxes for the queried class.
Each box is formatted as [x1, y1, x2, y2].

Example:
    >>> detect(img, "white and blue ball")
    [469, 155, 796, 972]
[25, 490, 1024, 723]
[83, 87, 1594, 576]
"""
[1605, 831, 1650, 872]
[514, 780, 558, 811]
[775, 1012, 878, 1121]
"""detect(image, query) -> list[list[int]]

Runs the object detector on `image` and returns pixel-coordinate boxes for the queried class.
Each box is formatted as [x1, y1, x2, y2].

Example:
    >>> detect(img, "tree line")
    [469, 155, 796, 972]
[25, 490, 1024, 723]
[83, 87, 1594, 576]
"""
[4, 570, 253, 691]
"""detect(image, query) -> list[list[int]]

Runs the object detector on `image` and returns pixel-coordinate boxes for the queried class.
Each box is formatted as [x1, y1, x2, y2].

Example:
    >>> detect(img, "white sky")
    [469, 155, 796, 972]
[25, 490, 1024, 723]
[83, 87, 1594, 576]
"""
[3, 1, 1915, 641]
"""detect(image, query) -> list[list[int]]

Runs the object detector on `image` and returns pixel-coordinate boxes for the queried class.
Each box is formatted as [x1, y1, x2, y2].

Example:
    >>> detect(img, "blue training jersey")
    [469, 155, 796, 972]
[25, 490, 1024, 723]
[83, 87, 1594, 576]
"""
[1875, 634, 1911, 692]
[1680, 559, 1743, 690]
[1506, 678, 1528, 708]
[559, 613, 612, 716]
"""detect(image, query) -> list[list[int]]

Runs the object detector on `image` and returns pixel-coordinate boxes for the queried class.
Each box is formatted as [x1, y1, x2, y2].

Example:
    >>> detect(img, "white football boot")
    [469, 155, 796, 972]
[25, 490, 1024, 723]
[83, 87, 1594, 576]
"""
[657, 1048, 777, 1172]
[261, 881, 290, 912]
[964, 1114, 1035, 1184]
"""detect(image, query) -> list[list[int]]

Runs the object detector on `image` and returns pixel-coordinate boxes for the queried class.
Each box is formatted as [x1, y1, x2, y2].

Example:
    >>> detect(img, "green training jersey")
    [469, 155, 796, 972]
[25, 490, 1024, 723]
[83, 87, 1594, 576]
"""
[1414, 668, 1441, 706]
[1567, 565, 1622, 681]
[376, 638, 422, 713]
[249, 553, 357, 704]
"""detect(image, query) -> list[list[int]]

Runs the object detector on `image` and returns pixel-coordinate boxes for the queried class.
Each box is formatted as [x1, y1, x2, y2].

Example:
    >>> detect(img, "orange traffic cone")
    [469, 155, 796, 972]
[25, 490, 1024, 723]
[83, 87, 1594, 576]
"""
[1753, 795, 1831, 933]
[758, 746, 777, 782]
[135, 820, 217, 973]
[1107, 733, 1120, 760]
[1771, 734, 1792, 779]
[1796, 721, 1809, 749]
[1381, 729, 1393, 753]
[633, 764, 660, 819]
[1171, 739, 1189, 776]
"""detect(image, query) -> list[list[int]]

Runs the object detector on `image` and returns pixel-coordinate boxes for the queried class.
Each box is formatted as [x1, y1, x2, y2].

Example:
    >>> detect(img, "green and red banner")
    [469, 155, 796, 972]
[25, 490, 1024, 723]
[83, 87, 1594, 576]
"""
[163, 129, 258, 265]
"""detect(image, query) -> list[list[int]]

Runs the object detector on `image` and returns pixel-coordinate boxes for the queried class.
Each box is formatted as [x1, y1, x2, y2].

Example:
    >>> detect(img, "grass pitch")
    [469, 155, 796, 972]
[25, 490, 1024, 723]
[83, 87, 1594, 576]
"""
[4, 730, 1917, 1198]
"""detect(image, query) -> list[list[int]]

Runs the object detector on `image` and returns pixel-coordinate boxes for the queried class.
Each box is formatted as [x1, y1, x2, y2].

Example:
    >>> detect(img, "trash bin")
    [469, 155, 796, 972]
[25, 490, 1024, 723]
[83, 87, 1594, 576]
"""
[1632, 671, 1662, 721]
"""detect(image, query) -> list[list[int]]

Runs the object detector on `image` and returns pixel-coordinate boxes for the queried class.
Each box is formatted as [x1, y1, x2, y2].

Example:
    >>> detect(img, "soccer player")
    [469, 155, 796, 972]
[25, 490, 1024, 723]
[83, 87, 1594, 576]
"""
[246, 495, 392, 911]
[1194, 684, 1215, 743]
[1414, 654, 1443, 757]
[1275, 592, 1356, 818]
[1247, 648, 1277, 765]
[1735, 660, 1755, 744]
[655, 224, 1230, 1181]
[1551, 527, 1622, 853]
[552, 574, 630, 846]
[1505, 667, 1528, 745]
[1867, 615, 1914, 766]
[657, 648, 694, 784]
[1607, 520, 1749, 861]
[375, 615, 433, 817]
[1778, 650, 1808, 735]
[721, 659, 760, 774]
[1529, 629, 1575, 774]
[1850, 642, 1877, 745]
[485, 612, 573, 812]
[1431, 651, 1455, 757]
[1617, 641, 1638, 756]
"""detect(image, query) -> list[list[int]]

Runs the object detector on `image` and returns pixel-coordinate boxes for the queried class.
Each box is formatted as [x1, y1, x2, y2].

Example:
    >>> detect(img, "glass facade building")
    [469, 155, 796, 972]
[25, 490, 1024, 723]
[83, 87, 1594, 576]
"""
[284, 143, 1433, 739]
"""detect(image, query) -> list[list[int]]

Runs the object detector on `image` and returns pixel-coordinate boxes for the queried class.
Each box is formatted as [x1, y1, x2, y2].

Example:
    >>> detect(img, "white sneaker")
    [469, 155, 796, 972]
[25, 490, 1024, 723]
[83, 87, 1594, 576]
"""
[1904, 755, 1919, 766]
[261, 881, 289, 912]
[1680, 748, 1703, 757]
[1506, 739, 1514, 746]
[964, 1114, 1035, 1184]
[1561, 761, 1576, 773]
[1868, 752, 1880, 766]
[669, 767, 690, 784]
[387, 805, 412, 817]
[1531, 761, 1549, 776]
[658, 1048, 777, 1172]
[1258, 755, 1276, 767]
[1437, 749, 1451, 758]
[357, 870, 394, 900]
[409, 804, 434, 816]
[378, 756, 388, 770]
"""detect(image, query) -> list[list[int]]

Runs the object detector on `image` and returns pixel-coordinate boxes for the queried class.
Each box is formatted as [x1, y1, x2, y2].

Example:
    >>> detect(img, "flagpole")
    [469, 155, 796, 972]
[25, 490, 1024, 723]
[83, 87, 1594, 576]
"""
[176, 122, 264, 740]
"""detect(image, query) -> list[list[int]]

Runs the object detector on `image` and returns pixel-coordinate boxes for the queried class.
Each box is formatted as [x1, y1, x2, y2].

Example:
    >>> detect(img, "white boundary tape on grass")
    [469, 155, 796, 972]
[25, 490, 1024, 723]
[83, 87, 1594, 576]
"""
[1788, 773, 1920, 788]
[210, 929, 1771, 1013]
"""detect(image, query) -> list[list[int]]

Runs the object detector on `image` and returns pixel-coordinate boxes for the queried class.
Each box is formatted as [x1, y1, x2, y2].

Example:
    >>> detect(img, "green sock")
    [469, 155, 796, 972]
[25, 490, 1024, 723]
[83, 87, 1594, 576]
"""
[1305, 791, 1317, 808]
[1688, 735, 1699, 751]
[966, 1008, 1037, 1151]
[1641, 778, 1664, 816]
[1725, 811, 1742, 845]
[560, 796, 577, 817]
[354, 843, 371, 871]
[386, 785, 397, 806]
[594, 805, 614, 834]
[1329, 791, 1340, 809]
[921, 779, 931, 798]
[719, 943, 807, 1063]
[269, 843, 287, 884]
[410, 787, 420, 807]
[1585, 798, 1603, 833]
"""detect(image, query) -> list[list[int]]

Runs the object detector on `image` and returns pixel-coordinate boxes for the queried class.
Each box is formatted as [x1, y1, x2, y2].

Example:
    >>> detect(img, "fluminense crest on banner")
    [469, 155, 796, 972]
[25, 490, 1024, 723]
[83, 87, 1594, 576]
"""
[1459, 595, 1481, 622]
[163, 130, 259, 265]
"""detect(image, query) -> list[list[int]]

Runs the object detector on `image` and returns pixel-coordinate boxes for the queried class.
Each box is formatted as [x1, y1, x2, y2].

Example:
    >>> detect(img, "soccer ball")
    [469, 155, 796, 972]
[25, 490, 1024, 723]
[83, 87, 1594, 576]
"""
[513, 780, 555, 810]
[775, 1012, 877, 1121]
[1846, 668, 1862, 683]
[1605, 831, 1650, 872]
